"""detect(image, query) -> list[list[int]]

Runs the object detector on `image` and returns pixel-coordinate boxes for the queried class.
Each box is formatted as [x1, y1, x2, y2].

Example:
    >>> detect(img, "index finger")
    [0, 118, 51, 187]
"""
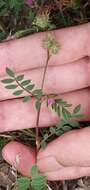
[0, 23, 89, 76]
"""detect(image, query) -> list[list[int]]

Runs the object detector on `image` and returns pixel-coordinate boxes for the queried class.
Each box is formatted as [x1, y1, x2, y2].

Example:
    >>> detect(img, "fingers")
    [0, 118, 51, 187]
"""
[2, 141, 35, 176]
[0, 88, 90, 132]
[0, 31, 47, 77]
[0, 57, 90, 101]
[2, 141, 90, 180]
[0, 23, 89, 76]
[37, 127, 90, 180]
[50, 23, 90, 66]
[37, 127, 90, 170]
[44, 166, 90, 181]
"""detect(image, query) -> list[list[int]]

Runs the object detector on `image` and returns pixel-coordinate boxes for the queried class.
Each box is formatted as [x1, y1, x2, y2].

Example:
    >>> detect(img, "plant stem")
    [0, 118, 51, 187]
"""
[35, 50, 50, 160]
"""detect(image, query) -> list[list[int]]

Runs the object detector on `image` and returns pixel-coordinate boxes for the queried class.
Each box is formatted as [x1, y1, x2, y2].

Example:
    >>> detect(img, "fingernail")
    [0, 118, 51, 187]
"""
[2, 141, 35, 176]
[37, 155, 63, 173]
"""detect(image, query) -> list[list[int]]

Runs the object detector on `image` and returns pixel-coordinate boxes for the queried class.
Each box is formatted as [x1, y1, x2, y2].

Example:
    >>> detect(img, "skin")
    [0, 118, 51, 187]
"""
[0, 22, 90, 180]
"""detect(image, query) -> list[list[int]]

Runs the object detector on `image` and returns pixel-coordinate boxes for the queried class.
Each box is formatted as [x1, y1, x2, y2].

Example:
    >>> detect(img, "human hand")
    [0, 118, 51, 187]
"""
[37, 127, 90, 180]
[0, 23, 90, 179]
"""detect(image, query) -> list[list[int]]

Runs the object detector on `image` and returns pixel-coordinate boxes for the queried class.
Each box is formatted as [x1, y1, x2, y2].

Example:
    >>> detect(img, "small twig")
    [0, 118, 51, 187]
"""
[62, 180, 68, 190]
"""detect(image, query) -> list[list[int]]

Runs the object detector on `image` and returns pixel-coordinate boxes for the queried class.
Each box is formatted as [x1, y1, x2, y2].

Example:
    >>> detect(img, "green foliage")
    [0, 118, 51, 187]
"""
[13, 90, 24, 95]
[0, 137, 9, 149]
[6, 67, 15, 77]
[73, 114, 84, 119]
[0, 0, 89, 42]
[66, 120, 80, 127]
[20, 80, 31, 86]
[9, 0, 25, 10]
[50, 127, 56, 134]
[73, 104, 81, 114]
[25, 84, 35, 90]
[50, 98, 83, 120]
[1, 33, 84, 190]
[1, 68, 42, 102]
[51, 98, 72, 117]
[16, 165, 48, 190]
[16, 177, 30, 190]
[31, 175, 48, 190]
[30, 165, 38, 177]
[55, 99, 72, 107]
[0, 31, 7, 42]
[28, 9, 36, 23]
[51, 103, 60, 116]
[5, 84, 18, 89]
[16, 74, 24, 81]
[2, 67, 84, 151]
[40, 140, 47, 149]
[62, 107, 71, 120]
[73, 0, 81, 10]
[15, 29, 31, 39]
[0, 2, 88, 189]
[56, 119, 80, 129]
[0, 0, 6, 8]
[23, 95, 31, 102]
[1, 78, 15, 83]
[40, 98, 83, 148]
[33, 89, 43, 97]
[0, 0, 34, 41]
[33, 11, 51, 30]
[35, 100, 41, 111]
[40, 117, 81, 149]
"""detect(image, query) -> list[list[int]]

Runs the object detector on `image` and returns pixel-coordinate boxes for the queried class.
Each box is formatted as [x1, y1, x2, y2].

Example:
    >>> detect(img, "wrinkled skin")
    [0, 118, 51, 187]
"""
[0, 23, 90, 180]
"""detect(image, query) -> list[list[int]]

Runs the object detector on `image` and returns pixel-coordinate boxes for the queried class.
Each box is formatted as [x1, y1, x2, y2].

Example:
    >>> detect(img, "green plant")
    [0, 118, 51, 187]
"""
[15, 165, 48, 190]
[1, 33, 84, 190]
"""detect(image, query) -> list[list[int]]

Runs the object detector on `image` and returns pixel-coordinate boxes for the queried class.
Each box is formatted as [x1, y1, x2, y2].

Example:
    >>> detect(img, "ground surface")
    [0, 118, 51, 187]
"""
[0, 0, 90, 189]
